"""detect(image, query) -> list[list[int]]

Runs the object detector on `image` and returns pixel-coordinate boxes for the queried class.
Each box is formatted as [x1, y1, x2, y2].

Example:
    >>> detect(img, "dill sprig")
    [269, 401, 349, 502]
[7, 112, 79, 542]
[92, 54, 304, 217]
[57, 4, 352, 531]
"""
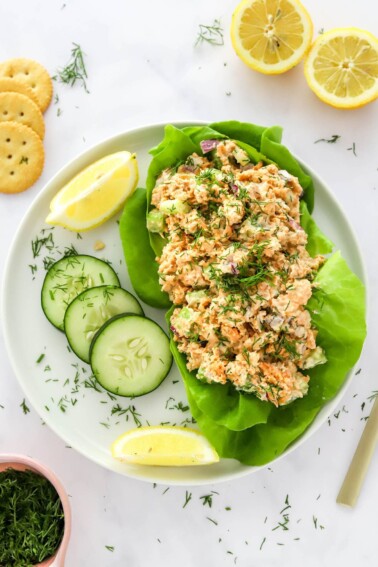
[0, 469, 64, 565]
[314, 135, 341, 144]
[54, 43, 89, 92]
[20, 399, 30, 415]
[195, 19, 224, 47]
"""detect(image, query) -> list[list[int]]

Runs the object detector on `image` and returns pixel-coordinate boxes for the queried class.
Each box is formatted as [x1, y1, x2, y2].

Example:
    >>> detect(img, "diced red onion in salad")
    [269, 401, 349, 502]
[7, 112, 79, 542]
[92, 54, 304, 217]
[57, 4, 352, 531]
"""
[230, 262, 239, 275]
[200, 139, 219, 154]
[229, 183, 239, 194]
[288, 218, 303, 231]
[180, 164, 196, 173]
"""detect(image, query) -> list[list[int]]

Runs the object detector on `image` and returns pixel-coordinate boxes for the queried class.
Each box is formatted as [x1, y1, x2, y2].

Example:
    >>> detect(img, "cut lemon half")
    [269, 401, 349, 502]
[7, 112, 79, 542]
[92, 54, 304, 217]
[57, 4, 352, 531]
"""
[46, 151, 139, 231]
[304, 28, 378, 109]
[230, 0, 313, 74]
[111, 426, 220, 467]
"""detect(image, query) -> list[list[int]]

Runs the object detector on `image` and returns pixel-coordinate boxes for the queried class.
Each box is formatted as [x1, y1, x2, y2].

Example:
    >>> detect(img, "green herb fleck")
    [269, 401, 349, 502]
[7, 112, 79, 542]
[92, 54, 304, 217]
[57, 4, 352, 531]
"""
[200, 494, 214, 507]
[183, 491, 192, 508]
[347, 143, 357, 157]
[36, 353, 45, 364]
[195, 19, 224, 47]
[105, 545, 114, 552]
[20, 399, 30, 415]
[368, 391, 378, 403]
[314, 135, 340, 144]
[54, 42, 89, 92]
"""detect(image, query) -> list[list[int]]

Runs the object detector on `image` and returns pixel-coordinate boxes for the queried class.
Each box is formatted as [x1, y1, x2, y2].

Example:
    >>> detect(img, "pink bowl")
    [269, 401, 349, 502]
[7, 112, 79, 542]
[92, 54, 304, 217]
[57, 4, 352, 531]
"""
[0, 454, 71, 567]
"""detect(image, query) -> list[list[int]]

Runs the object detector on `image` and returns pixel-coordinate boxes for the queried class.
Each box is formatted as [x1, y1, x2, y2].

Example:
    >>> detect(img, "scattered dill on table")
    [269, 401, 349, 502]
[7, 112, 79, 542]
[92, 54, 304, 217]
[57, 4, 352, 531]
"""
[347, 142, 357, 156]
[20, 399, 30, 415]
[195, 19, 224, 46]
[54, 42, 89, 92]
[183, 491, 192, 508]
[0, 469, 64, 566]
[314, 135, 340, 144]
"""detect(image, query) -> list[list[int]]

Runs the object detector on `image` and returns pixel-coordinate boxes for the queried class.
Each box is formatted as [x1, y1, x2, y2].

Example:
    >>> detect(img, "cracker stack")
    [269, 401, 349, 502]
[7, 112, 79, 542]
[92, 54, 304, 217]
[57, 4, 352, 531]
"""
[0, 58, 52, 194]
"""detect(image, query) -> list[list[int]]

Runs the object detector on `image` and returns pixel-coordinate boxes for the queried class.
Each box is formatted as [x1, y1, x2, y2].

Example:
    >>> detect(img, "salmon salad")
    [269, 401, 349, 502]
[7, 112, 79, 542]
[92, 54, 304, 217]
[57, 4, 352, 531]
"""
[147, 139, 327, 407]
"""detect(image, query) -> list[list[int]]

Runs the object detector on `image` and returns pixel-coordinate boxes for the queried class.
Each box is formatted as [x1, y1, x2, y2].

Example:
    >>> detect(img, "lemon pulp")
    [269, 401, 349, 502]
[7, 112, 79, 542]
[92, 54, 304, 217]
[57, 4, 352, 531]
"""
[46, 151, 139, 231]
[305, 28, 378, 109]
[231, 0, 313, 74]
[111, 426, 220, 467]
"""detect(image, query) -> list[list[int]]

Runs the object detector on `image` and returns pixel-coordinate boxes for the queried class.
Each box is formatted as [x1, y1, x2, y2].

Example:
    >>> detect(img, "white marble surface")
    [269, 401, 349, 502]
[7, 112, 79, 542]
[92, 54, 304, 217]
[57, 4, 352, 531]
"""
[1, 0, 378, 565]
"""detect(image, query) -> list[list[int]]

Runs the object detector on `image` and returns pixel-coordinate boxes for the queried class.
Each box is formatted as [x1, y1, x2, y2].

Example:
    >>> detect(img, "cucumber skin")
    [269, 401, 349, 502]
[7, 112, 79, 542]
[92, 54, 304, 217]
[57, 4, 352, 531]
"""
[64, 285, 144, 363]
[89, 314, 172, 397]
[41, 254, 120, 331]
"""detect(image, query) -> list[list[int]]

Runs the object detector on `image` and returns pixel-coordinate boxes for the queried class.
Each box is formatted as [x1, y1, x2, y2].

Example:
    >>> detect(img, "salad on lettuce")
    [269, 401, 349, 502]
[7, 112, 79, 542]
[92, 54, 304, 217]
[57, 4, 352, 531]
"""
[119, 121, 366, 466]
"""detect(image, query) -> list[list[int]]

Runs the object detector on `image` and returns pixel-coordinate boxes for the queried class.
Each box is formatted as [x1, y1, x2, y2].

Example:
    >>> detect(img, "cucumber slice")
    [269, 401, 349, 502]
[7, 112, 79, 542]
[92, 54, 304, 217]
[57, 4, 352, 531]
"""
[64, 286, 144, 363]
[41, 255, 120, 330]
[90, 314, 172, 397]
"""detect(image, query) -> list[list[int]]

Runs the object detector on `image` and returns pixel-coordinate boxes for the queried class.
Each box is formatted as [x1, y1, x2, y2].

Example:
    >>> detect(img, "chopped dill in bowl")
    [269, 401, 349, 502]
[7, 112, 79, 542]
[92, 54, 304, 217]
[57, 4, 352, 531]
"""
[0, 468, 64, 566]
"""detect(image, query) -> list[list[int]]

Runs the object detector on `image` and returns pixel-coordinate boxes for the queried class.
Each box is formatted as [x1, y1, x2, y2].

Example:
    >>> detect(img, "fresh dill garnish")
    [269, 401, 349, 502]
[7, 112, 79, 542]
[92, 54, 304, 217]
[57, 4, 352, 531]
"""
[110, 403, 142, 427]
[105, 545, 114, 552]
[54, 42, 89, 92]
[368, 391, 378, 402]
[63, 244, 79, 257]
[314, 135, 340, 144]
[173, 401, 189, 412]
[31, 231, 55, 258]
[200, 493, 217, 507]
[20, 399, 30, 415]
[206, 516, 218, 525]
[195, 19, 224, 47]
[43, 256, 56, 271]
[347, 142, 357, 157]
[0, 469, 64, 565]
[183, 491, 192, 508]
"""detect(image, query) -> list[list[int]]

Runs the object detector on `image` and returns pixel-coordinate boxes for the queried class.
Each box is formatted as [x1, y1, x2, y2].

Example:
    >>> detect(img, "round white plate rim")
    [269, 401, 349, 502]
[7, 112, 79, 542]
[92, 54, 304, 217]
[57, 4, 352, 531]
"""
[1, 120, 367, 486]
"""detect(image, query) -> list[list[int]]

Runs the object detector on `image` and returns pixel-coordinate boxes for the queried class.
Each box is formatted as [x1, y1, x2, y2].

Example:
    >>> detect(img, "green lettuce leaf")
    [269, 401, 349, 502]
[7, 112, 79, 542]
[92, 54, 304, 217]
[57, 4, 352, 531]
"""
[169, 251, 366, 465]
[119, 189, 171, 308]
[261, 126, 315, 212]
[300, 201, 334, 257]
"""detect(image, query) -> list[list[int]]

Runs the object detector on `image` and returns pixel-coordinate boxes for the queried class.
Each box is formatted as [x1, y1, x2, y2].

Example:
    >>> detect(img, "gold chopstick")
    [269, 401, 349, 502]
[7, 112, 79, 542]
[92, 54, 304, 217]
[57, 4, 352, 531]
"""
[337, 396, 378, 507]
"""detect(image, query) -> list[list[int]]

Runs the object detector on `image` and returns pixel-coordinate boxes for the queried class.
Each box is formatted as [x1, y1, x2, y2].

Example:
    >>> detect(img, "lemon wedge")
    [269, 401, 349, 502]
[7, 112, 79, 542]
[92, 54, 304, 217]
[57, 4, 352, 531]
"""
[46, 151, 139, 231]
[304, 28, 378, 109]
[111, 426, 220, 467]
[230, 0, 313, 74]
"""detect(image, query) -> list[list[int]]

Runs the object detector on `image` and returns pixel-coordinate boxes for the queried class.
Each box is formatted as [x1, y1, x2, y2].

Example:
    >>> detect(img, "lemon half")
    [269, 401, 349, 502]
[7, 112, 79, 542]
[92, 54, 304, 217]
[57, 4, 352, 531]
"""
[231, 0, 313, 74]
[305, 28, 378, 109]
[111, 426, 220, 467]
[46, 151, 139, 231]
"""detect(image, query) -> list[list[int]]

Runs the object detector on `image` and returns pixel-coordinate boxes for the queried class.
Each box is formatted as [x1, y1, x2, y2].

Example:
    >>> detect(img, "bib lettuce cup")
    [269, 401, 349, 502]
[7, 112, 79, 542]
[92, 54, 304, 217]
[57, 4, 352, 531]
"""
[120, 121, 366, 467]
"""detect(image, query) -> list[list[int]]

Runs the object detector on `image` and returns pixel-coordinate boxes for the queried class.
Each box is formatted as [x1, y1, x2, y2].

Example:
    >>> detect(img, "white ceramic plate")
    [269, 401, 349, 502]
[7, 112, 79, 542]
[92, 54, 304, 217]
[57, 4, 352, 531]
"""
[2, 122, 367, 486]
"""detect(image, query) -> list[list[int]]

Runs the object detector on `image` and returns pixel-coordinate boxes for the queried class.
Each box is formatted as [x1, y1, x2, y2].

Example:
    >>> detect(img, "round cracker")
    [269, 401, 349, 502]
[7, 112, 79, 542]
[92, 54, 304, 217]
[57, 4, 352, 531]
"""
[0, 121, 44, 194]
[0, 77, 40, 107]
[0, 92, 45, 139]
[0, 59, 53, 112]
